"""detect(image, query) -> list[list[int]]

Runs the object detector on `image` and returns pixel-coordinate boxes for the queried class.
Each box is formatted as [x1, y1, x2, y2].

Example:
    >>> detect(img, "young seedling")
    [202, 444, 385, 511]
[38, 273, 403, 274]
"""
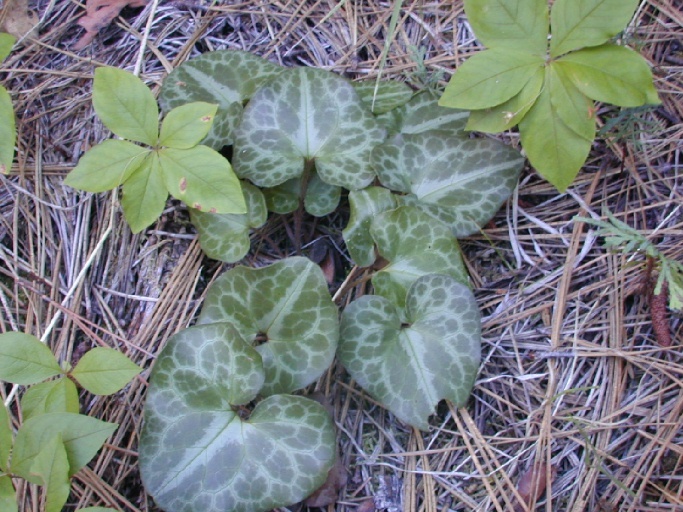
[439, 0, 660, 191]
[65, 66, 246, 233]
[0, 332, 142, 512]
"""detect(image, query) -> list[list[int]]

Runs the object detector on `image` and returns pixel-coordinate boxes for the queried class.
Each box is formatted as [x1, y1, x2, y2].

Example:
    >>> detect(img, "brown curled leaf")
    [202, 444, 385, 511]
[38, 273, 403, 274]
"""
[73, 0, 149, 50]
[514, 462, 556, 511]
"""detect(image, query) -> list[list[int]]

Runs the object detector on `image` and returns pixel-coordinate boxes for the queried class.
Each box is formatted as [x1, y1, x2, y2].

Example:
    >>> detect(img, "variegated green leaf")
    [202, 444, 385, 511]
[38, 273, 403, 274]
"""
[464, 0, 549, 55]
[339, 274, 481, 430]
[439, 49, 545, 110]
[372, 131, 523, 236]
[157, 146, 246, 214]
[550, 0, 639, 58]
[197, 257, 339, 395]
[160, 50, 284, 148]
[139, 324, 335, 511]
[397, 91, 469, 135]
[343, 187, 398, 267]
[304, 172, 340, 217]
[466, 66, 544, 133]
[556, 44, 660, 107]
[233, 67, 384, 190]
[370, 206, 468, 310]
[262, 178, 301, 214]
[352, 80, 413, 114]
[20, 378, 80, 420]
[190, 181, 267, 263]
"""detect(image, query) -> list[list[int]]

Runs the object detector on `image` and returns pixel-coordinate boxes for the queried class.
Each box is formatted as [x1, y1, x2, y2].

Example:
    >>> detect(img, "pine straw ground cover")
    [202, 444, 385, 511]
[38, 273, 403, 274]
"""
[0, 1, 682, 510]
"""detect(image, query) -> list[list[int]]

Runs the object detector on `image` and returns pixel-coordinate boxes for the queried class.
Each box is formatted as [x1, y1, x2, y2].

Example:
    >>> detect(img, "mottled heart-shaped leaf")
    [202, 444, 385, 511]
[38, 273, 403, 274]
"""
[373, 131, 523, 236]
[160, 50, 284, 148]
[260, 170, 341, 217]
[398, 91, 469, 135]
[464, 0, 549, 55]
[92, 67, 159, 146]
[352, 80, 413, 114]
[370, 206, 469, 310]
[197, 257, 339, 395]
[190, 181, 267, 263]
[233, 67, 384, 190]
[343, 187, 398, 267]
[262, 178, 301, 214]
[339, 274, 481, 430]
[139, 323, 335, 512]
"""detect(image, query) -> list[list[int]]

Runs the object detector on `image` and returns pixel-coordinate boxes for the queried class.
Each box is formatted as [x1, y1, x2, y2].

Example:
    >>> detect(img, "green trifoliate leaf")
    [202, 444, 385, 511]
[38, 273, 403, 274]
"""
[464, 0, 549, 55]
[197, 257, 339, 396]
[466, 66, 544, 133]
[397, 91, 469, 135]
[352, 80, 413, 114]
[339, 274, 481, 430]
[0, 403, 12, 472]
[550, 0, 640, 58]
[0, 475, 17, 512]
[343, 187, 398, 267]
[159, 50, 284, 149]
[71, 347, 142, 395]
[439, 49, 544, 110]
[557, 44, 661, 107]
[373, 131, 523, 237]
[233, 67, 385, 190]
[0, 332, 62, 385]
[92, 67, 159, 146]
[64, 139, 149, 192]
[29, 434, 70, 512]
[519, 67, 594, 192]
[120, 153, 168, 233]
[0, 86, 15, 175]
[158, 146, 246, 214]
[0, 33, 15, 62]
[158, 102, 218, 149]
[370, 206, 469, 310]
[20, 378, 80, 420]
[190, 181, 267, 263]
[11, 412, 117, 480]
[140, 389, 335, 512]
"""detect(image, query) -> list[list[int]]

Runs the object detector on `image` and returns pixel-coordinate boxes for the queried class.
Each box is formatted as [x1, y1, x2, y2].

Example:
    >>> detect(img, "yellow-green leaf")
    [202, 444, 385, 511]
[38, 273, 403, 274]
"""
[158, 102, 218, 149]
[0, 33, 15, 62]
[547, 63, 596, 141]
[465, 66, 544, 133]
[20, 378, 80, 420]
[71, 347, 142, 395]
[0, 332, 62, 385]
[557, 44, 660, 107]
[464, 0, 549, 55]
[29, 434, 70, 512]
[158, 146, 246, 214]
[93, 67, 159, 146]
[550, 0, 640, 57]
[439, 49, 544, 110]
[519, 68, 593, 191]
[0, 403, 12, 472]
[64, 140, 149, 193]
[120, 154, 168, 233]
[0, 475, 17, 512]
[0, 86, 15, 175]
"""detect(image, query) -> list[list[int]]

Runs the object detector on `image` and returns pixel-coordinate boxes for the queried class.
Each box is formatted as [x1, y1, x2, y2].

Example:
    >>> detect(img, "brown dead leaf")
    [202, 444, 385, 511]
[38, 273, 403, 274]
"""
[513, 462, 557, 512]
[73, 0, 149, 50]
[304, 457, 348, 508]
[0, 0, 39, 39]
